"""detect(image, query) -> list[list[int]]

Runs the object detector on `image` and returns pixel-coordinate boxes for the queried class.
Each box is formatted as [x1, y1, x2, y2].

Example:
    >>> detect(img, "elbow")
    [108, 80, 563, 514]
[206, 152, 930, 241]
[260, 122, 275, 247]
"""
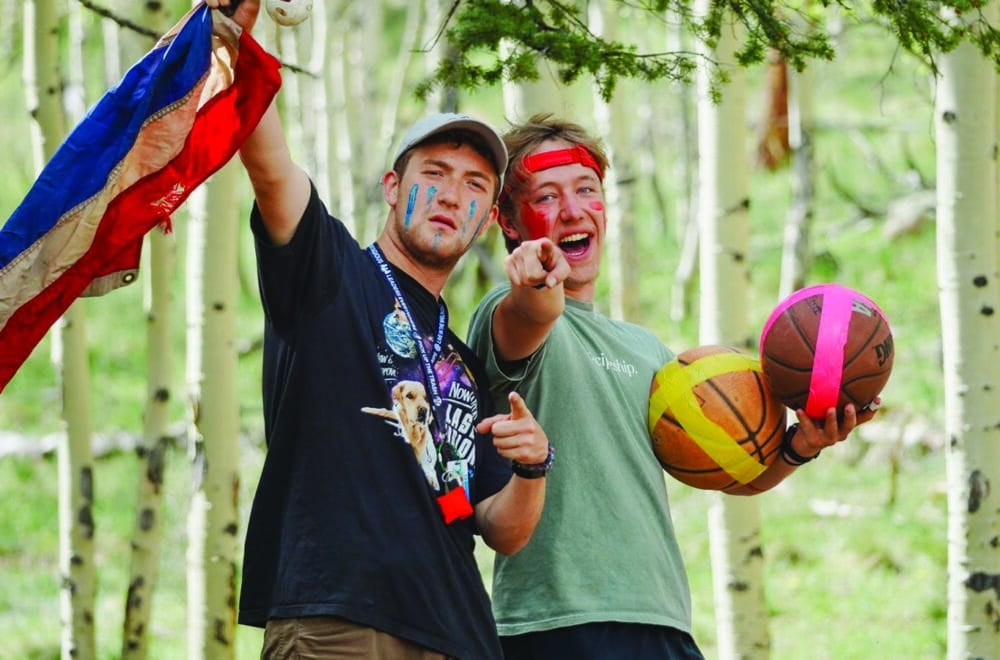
[489, 532, 532, 557]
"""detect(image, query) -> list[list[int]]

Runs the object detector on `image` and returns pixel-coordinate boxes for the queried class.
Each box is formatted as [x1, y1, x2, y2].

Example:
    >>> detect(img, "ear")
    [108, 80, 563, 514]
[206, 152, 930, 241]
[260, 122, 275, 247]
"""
[382, 170, 400, 206]
[497, 210, 521, 242]
[476, 205, 500, 238]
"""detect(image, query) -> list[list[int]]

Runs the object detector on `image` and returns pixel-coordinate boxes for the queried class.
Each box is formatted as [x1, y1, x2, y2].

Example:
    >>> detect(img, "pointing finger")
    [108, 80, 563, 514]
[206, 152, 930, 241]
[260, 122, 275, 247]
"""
[536, 239, 557, 270]
[507, 391, 530, 419]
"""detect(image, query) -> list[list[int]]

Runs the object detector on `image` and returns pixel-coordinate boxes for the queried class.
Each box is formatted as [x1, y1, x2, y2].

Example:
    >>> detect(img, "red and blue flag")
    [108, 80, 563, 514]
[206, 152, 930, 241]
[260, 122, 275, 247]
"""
[0, 4, 281, 393]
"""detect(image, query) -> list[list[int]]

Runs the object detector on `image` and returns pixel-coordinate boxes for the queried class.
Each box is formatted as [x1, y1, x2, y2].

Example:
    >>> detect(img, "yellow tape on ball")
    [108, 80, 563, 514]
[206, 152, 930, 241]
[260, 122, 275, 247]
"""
[649, 352, 766, 484]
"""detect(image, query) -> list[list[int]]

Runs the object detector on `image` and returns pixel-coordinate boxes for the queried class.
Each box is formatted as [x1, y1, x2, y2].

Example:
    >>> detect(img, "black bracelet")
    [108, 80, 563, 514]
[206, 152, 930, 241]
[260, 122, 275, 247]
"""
[779, 423, 820, 466]
[512, 444, 555, 479]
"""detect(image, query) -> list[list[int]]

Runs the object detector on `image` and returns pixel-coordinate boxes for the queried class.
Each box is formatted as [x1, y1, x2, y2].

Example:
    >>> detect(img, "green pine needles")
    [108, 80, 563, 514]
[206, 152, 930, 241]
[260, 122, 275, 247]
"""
[417, 0, 1000, 101]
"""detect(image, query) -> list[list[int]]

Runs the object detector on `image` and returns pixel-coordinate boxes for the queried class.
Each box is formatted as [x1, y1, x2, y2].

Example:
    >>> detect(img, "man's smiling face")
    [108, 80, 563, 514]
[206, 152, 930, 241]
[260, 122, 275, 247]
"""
[501, 138, 607, 301]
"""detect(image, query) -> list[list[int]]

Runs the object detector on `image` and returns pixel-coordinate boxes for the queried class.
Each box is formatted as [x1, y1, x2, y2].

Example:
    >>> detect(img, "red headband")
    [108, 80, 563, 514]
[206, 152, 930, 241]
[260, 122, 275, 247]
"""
[521, 145, 604, 181]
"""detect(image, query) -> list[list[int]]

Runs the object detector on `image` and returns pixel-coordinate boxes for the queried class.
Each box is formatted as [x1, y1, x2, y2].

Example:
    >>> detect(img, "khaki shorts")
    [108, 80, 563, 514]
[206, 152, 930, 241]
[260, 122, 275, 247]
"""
[262, 616, 450, 659]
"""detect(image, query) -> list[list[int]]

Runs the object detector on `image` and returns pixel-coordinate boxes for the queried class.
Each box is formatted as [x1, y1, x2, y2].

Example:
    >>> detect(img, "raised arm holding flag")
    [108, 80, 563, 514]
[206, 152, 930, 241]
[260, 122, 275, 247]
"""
[0, 2, 280, 392]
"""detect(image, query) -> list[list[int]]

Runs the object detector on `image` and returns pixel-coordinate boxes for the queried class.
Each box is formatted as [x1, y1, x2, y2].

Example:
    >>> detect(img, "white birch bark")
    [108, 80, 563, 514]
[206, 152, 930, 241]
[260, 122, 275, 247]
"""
[779, 46, 816, 297]
[327, 10, 357, 232]
[185, 161, 242, 660]
[308, 0, 331, 203]
[694, 2, 770, 657]
[590, 0, 641, 321]
[935, 5, 1000, 658]
[118, 6, 174, 657]
[380, 0, 422, 150]
[54, 305, 96, 660]
[666, 8, 699, 323]
[122, 226, 175, 660]
[347, 1, 384, 242]
[422, 0, 446, 112]
[277, 19, 305, 168]
[25, 1, 97, 657]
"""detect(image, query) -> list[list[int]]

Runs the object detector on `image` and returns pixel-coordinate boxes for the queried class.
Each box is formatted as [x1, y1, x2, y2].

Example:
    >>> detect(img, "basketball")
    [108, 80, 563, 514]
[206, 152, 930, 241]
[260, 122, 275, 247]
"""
[647, 345, 786, 492]
[759, 284, 894, 419]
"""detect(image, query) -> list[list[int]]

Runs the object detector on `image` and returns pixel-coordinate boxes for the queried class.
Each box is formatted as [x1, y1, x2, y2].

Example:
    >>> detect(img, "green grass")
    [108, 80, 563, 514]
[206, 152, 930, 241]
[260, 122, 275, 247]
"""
[0, 425, 945, 659]
[0, 441, 267, 659]
[656, 431, 947, 659]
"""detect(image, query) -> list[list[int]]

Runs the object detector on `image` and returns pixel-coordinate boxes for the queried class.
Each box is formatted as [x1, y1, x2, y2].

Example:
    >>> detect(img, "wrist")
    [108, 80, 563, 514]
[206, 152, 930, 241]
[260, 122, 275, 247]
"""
[779, 423, 820, 466]
[512, 444, 555, 479]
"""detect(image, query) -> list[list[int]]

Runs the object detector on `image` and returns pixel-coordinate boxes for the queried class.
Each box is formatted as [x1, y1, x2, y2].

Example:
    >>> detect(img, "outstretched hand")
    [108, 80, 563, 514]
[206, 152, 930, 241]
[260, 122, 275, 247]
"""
[504, 238, 571, 290]
[792, 396, 881, 456]
[204, 0, 260, 31]
[476, 392, 550, 466]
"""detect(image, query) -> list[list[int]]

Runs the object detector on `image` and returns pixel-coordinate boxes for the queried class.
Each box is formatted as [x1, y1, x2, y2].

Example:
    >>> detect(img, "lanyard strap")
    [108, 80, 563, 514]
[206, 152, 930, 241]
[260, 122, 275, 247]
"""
[367, 244, 474, 524]
[367, 244, 447, 414]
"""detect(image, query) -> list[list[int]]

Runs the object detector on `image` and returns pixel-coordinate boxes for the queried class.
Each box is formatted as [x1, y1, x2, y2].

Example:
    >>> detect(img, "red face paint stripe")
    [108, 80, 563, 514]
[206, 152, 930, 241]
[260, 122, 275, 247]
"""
[522, 145, 604, 180]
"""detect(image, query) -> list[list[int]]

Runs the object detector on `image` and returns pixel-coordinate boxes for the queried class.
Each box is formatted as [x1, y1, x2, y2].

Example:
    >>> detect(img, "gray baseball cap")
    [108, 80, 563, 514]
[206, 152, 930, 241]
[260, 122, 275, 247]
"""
[393, 113, 508, 188]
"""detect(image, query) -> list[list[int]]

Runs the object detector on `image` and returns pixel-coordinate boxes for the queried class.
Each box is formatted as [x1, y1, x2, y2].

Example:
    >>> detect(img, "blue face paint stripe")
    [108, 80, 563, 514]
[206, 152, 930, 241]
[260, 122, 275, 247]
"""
[426, 186, 437, 206]
[461, 201, 477, 237]
[405, 184, 418, 227]
[464, 203, 492, 251]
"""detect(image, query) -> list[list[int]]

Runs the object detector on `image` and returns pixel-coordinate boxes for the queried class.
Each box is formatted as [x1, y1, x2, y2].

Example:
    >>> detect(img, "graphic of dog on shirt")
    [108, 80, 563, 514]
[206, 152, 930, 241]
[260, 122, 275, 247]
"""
[362, 380, 440, 489]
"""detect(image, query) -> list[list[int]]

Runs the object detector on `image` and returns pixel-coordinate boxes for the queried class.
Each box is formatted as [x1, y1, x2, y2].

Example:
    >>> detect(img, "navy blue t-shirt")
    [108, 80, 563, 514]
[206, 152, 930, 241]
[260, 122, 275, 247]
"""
[238, 185, 509, 660]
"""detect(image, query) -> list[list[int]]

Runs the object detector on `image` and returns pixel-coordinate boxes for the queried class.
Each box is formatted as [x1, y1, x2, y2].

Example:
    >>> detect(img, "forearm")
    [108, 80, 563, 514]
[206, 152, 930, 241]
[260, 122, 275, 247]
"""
[726, 424, 819, 495]
[476, 476, 546, 555]
[493, 287, 563, 361]
[239, 101, 311, 245]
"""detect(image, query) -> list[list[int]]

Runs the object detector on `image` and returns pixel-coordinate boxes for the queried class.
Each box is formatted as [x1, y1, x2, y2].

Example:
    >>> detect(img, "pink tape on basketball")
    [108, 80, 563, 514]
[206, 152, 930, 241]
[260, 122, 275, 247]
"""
[805, 285, 853, 418]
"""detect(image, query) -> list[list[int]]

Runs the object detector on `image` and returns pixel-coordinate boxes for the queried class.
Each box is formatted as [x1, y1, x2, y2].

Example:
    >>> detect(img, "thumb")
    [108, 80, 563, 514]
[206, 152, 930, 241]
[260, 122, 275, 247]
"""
[508, 391, 530, 419]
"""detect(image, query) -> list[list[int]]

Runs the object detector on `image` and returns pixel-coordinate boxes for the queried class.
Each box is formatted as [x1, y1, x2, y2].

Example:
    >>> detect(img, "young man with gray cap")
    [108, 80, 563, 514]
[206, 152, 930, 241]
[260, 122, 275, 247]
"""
[207, 3, 550, 658]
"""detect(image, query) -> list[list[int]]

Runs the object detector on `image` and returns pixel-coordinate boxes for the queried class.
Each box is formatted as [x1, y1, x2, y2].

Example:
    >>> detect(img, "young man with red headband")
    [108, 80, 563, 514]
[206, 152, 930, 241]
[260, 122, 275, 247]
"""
[467, 114, 878, 658]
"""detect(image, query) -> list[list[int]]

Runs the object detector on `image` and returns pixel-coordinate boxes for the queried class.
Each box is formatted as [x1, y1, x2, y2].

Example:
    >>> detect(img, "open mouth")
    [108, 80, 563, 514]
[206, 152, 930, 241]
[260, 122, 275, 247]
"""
[559, 232, 591, 258]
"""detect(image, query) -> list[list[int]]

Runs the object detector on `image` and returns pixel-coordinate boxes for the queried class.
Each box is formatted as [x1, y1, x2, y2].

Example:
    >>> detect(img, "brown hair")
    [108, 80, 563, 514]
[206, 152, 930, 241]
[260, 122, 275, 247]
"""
[499, 114, 610, 252]
[393, 129, 502, 201]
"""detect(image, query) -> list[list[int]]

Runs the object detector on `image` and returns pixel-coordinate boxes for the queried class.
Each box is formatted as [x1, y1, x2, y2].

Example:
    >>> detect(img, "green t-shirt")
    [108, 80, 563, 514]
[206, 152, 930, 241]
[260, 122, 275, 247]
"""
[467, 284, 693, 636]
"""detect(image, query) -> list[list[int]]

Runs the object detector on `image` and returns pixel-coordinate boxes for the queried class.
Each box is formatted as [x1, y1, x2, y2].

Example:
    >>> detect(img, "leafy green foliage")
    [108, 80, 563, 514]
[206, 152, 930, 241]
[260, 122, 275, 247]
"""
[425, 0, 1000, 100]
[418, 0, 700, 101]
[870, 0, 1000, 74]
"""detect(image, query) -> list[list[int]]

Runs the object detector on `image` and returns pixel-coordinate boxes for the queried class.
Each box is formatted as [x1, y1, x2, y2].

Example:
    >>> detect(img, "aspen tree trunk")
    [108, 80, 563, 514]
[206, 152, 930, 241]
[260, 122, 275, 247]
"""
[694, 2, 770, 657]
[328, 11, 357, 232]
[119, 5, 174, 657]
[185, 162, 242, 660]
[380, 0, 422, 148]
[666, 9, 700, 324]
[276, 17, 304, 168]
[54, 306, 97, 660]
[779, 40, 816, 296]
[590, 0, 639, 322]
[422, 0, 448, 112]
[25, 1, 97, 657]
[936, 5, 1000, 658]
[347, 1, 383, 242]
[307, 0, 331, 203]
[122, 227, 175, 660]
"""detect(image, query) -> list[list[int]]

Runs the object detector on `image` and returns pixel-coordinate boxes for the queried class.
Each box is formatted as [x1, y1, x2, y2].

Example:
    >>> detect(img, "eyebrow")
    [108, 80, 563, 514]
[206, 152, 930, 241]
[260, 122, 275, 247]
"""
[529, 171, 601, 194]
[422, 157, 491, 184]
